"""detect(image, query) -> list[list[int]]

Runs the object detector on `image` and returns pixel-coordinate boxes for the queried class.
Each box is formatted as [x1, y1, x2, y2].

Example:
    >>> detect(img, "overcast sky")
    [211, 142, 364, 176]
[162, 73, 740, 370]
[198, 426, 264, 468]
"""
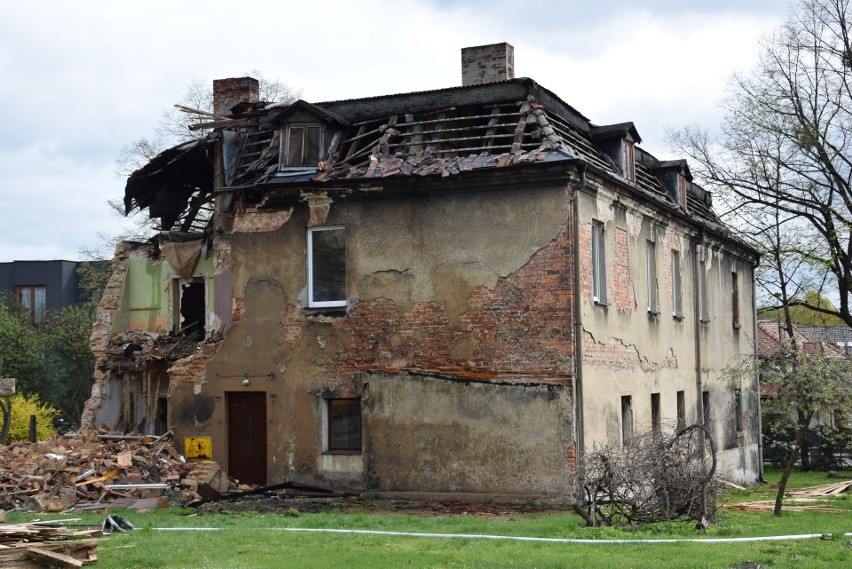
[0, 0, 789, 262]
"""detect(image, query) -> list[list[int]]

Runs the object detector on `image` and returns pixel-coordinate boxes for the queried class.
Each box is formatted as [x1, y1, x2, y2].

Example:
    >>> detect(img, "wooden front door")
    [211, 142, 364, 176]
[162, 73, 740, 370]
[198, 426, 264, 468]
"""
[227, 392, 267, 485]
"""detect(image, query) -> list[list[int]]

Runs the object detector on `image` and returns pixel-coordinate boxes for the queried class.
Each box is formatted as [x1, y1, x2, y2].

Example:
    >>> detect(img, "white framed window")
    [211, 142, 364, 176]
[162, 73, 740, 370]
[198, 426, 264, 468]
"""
[592, 221, 607, 304]
[671, 250, 682, 317]
[697, 247, 708, 322]
[646, 241, 657, 313]
[307, 226, 347, 308]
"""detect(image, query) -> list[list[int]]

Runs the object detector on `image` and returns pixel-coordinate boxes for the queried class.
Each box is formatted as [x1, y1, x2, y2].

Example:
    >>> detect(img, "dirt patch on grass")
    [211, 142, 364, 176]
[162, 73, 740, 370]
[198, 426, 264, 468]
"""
[194, 495, 559, 519]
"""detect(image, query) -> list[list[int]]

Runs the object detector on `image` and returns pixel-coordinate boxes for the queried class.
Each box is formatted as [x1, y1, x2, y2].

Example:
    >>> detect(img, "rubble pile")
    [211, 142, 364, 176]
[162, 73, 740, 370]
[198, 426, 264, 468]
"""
[0, 429, 220, 512]
[108, 330, 202, 363]
[0, 520, 100, 567]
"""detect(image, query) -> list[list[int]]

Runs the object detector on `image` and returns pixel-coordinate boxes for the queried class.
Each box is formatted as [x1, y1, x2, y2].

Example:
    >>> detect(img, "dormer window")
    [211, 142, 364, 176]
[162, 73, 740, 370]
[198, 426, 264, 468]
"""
[621, 139, 635, 182]
[283, 124, 323, 168]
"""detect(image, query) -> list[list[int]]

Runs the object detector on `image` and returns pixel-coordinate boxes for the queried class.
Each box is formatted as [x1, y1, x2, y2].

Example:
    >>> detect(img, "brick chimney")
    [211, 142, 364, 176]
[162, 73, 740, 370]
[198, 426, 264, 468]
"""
[461, 42, 515, 86]
[212, 77, 259, 117]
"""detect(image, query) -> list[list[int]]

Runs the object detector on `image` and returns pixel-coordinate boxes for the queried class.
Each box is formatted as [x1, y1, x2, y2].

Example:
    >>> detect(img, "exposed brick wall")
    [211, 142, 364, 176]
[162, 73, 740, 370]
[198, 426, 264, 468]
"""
[328, 224, 575, 387]
[612, 228, 635, 310]
[232, 208, 292, 233]
[168, 344, 222, 392]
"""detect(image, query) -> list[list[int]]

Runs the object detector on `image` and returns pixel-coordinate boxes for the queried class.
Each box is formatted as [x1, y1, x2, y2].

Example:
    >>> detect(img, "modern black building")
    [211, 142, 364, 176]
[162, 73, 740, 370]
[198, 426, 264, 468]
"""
[0, 260, 84, 322]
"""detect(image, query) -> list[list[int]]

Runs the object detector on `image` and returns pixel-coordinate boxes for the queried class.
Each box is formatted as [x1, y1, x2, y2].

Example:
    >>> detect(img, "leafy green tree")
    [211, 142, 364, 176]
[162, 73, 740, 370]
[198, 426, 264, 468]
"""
[0, 293, 96, 429]
[761, 291, 845, 326]
[759, 342, 852, 515]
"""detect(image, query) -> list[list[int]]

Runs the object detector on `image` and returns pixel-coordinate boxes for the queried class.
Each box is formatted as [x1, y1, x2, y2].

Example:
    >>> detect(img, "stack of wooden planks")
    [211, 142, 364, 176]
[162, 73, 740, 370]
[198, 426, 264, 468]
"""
[0, 519, 99, 567]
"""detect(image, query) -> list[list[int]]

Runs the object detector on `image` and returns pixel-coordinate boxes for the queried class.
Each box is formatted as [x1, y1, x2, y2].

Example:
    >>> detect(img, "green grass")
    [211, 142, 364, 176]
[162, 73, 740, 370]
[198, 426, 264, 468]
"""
[7, 470, 852, 568]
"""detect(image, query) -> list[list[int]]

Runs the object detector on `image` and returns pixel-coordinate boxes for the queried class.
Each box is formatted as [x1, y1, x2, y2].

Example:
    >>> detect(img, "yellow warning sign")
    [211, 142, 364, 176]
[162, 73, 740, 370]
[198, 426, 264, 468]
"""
[184, 437, 212, 460]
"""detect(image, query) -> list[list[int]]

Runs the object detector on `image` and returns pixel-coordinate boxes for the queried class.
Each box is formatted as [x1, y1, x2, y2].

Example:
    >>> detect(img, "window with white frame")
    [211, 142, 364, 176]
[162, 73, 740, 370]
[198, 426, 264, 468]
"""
[671, 250, 682, 317]
[697, 247, 708, 322]
[307, 226, 346, 308]
[592, 221, 607, 304]
[646, 241, 657, 313]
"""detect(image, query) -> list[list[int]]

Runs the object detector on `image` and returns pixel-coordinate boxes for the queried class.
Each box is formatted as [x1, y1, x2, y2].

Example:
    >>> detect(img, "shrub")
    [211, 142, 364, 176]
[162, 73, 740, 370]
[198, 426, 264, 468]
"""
[3, 392, 60, 442]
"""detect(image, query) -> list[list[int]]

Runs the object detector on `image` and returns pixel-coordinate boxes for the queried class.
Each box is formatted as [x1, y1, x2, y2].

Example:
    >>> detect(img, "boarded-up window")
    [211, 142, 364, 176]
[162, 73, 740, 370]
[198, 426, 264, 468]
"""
[676, 390, 686, 430]
[734, 389, 743, 432]
[621, 139, 635, 182]
[328, 399, 361, 451]
[308, 227, 346, 308]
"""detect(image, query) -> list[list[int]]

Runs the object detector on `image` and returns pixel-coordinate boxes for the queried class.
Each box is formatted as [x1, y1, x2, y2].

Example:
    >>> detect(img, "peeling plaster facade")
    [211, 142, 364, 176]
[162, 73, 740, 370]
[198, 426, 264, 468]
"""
[84, 44, 760, 500]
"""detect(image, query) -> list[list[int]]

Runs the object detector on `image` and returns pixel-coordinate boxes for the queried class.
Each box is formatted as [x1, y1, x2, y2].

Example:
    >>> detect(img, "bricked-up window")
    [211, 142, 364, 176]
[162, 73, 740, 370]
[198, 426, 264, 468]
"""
[646, 241, 657, 313]
[17, 285, 46, 323]
[284, 124, 322, 167]
[621, 395, 633, 446]
[592, 221, 607, 304]
[328, 399, 361, 451]
[651, 393, 661, 437]
[307, 227, 346, 308]
[671, 250, 683, 318]
[731, 271, 740, 328]
[621, 139, 635, 182]
[676, 390, 686, 429]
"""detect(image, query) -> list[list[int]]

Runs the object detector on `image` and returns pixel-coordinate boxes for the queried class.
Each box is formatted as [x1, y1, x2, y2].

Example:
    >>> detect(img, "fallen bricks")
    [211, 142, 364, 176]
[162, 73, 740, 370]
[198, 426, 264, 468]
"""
[0, 429, 226, 513]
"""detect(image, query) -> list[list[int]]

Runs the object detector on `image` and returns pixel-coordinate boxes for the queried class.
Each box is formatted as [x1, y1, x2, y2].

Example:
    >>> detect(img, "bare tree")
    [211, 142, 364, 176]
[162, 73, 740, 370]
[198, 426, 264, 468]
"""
[669, 0, 852, 325]
[114, 71, 300, 178]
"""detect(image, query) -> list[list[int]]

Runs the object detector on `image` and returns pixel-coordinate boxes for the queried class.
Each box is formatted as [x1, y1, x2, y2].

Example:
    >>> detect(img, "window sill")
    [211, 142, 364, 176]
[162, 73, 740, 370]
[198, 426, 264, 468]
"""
[304, 307, 347, 318]
[672, 313, 684, 321]
[733, 323, 741, 330]
[323, 450, 362, 456]
[593, 299, 609, 307]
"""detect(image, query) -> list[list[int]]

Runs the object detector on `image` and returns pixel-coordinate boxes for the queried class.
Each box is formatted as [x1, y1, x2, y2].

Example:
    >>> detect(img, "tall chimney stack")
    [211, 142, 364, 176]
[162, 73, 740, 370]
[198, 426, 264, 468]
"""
[212, 77, 260, 117]
[461, 42, 515, 86]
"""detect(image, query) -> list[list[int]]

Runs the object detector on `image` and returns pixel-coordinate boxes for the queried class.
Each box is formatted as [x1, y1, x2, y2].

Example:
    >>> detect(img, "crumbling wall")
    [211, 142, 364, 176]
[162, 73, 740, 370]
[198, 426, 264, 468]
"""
[167, 180, 578, 497]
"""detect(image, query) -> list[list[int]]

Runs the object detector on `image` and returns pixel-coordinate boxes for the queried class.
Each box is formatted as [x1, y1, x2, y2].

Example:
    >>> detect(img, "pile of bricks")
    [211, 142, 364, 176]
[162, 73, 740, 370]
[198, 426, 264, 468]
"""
[0, 429, 221, 513]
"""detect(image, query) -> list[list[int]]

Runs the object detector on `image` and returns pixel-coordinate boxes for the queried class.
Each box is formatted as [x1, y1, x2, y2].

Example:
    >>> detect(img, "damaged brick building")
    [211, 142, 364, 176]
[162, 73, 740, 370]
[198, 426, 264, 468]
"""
[82, 43, 760, 500]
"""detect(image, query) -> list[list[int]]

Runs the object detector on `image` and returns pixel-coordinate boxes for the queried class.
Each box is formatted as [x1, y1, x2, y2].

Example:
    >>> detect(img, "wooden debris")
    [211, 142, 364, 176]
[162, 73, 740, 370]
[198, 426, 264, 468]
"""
[0, 429, 208, 512]
[722, 500, 847, 514]
[0, 536, 98, 568]
[786, 480, 852, 497]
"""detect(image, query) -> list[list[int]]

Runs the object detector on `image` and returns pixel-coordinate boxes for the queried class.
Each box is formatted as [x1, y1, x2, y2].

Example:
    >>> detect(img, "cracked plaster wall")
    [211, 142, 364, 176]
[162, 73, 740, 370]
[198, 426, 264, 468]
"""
[577, 178, 758, 481]
[168, 182, 578, 496]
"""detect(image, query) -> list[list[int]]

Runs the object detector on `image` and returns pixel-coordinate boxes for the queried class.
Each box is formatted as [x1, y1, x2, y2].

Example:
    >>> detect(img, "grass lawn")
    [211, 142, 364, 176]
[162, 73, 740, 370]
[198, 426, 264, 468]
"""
[7, 468, 851, 568]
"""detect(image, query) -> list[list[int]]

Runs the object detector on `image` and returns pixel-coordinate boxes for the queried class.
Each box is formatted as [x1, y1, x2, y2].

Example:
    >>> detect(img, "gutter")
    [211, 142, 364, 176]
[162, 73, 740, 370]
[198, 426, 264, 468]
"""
[571, 162, 587, 489]
[695, 232, 705, 431]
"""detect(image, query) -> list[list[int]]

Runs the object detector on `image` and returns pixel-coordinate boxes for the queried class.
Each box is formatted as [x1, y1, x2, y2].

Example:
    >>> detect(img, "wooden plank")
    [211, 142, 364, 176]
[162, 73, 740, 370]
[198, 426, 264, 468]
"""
[27, 547, 84, 568]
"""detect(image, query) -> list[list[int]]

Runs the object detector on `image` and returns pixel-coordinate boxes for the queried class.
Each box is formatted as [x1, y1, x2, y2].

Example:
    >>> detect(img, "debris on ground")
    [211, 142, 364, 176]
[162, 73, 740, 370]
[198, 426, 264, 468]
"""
[722, 479, 852, 514]
[0, 428, 226, 512]
[0, 519, 99, 567]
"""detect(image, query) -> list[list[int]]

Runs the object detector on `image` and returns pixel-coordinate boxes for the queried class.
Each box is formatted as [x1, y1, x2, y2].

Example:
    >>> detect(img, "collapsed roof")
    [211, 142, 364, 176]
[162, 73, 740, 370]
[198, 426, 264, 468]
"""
[125, 76, 723, 236]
